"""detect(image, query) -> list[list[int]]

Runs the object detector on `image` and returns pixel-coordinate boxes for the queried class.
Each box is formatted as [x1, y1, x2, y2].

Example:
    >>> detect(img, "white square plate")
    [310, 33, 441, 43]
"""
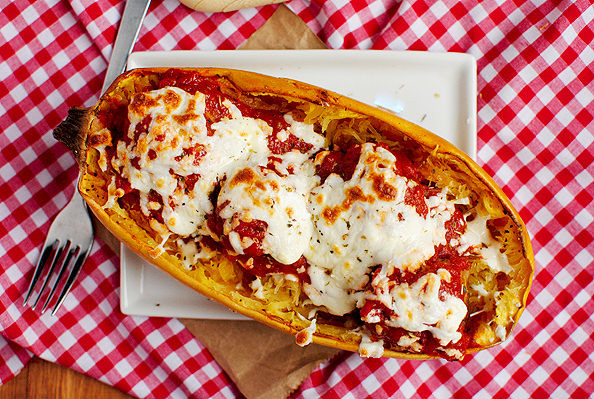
[120, 50, 477, 319]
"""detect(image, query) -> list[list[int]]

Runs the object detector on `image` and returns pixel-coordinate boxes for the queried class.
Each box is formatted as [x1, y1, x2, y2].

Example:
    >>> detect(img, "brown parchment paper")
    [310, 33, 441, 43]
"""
[239, 4, 326, 50]
[179, 0, 287, 13]
[94, 5, 338, 399]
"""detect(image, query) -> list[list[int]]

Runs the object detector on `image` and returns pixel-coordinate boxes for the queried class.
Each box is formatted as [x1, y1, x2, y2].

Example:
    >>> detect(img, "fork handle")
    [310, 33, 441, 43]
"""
[101, 0, 152, 94]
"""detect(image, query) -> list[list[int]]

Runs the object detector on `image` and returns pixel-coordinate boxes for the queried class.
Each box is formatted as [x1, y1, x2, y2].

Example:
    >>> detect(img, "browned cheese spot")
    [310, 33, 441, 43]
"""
[322, 206, 342, 225]
[170, 135, 180, 148]
[161, 89, 181, 111]
[268, 180, 280, 192]
[229, 168, 256, 188]
[255, 181, 267, 191]
[371, 173, 397, 201]
[173, 113, 200, 125]
[295, 329, 312, 346]
[88, 129, 111, 147]
[130, 93, 158, 115]
[345, 186, 373, 205]
[321, 186, 375, 225]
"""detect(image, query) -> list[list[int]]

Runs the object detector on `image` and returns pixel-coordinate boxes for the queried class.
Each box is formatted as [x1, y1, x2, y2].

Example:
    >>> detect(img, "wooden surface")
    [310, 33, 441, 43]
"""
[0, 357, 134, 399]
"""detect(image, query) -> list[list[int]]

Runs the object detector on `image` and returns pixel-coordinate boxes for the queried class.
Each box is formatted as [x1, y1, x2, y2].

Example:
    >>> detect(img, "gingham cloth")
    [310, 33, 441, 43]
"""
[1, 0, 592, 397]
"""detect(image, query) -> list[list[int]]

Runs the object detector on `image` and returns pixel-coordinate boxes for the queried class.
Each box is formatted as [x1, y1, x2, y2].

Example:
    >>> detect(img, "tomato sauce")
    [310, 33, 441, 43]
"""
[375, 143, 423, 183]
[227, 252, 311, 283]
[234, 100, 313, 155]
[119, 190, 165, 225]
[267, 132, 313, 155]
[316, 143, 423, 186]
[175, 145, 206, 166]
[316, 144, 361, 182]
[98, 98, 129, 142]
[183, 174, 200, 192]
[159, 69, 314, 154]
[404, 184, 429, 216]
[229, 219, 268, 257]
[158, 68, 219, 97]
[131, 115, 152, 141]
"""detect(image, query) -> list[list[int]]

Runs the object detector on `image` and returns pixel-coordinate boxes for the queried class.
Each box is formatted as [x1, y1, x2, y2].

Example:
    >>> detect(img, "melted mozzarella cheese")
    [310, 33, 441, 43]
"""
[111, 87, 271, 236]
[359, 332, 385, 358]
[304, 143, 455, 315]
[377, 270, 467, 345]
[295, 319, 317, 347]
[217, 165, 315, 265]
[111, 87, 210, 236]
[304, 265, 365, 315]
[459, 215, 512, 273]
[176, 238, 217, 269]
[214, 114, 325, 265]
[249, 276, 265, 299]
[283, 114, 326, 149]
[495, 324, 507, 340]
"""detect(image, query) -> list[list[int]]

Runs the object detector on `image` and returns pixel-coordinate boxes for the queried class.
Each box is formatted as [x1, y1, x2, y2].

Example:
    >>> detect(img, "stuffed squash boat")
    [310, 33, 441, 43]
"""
[55, 68, 534, 361]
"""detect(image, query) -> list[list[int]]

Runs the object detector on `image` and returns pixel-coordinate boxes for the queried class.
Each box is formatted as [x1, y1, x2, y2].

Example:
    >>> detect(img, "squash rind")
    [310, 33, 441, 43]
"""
[54, 68, 535, 360]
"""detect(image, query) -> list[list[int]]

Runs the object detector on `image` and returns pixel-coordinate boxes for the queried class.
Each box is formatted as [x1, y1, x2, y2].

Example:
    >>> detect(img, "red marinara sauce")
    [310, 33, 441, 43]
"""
[316, 143, 423, 183]
[158, 69, 313, 155]
[159, 68, 232, 129]
[360, 256, 471, 360]
[316, 144, 362, 182]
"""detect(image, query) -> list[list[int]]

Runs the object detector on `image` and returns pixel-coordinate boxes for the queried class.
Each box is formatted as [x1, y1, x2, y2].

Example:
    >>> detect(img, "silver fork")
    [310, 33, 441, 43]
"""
[23, 189, 94, 315]
[24, 0, 151, 315]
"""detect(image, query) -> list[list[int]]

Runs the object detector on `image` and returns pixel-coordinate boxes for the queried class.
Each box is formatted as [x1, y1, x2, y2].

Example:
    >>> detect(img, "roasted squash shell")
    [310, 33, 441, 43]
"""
[54, 68, 534, 360]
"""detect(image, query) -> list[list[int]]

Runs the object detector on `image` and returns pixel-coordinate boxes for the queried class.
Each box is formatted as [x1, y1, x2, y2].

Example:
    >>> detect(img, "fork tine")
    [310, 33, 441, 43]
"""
[24, 240, 59, 306]
[41, 244, 78, 314]
[27, 186, 94, 315]
[30, 241, 67, 309]
[51, 247, 90, 316]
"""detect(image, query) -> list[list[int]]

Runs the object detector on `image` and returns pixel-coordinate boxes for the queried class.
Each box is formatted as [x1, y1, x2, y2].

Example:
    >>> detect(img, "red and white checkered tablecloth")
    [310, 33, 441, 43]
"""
[1, 0, 593, 397]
